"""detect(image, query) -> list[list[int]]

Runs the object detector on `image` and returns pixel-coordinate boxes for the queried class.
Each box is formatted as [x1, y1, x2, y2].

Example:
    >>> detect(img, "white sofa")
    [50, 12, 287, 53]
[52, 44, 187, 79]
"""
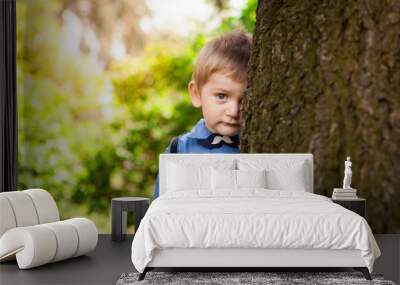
[0, 189, 98, 269]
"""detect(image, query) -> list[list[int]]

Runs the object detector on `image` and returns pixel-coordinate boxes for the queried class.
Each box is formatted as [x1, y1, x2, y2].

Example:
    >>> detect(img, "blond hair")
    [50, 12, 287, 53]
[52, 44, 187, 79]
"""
[192, 30, 252, 91]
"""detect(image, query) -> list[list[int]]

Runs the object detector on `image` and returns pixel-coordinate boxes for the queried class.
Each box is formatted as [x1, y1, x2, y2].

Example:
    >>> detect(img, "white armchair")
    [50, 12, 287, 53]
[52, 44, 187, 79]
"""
[0, 189, 98, 269]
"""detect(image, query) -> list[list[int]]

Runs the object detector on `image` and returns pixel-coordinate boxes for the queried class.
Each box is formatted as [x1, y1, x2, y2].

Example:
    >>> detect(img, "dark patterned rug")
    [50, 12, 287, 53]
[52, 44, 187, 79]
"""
[116, 271, 396, 285]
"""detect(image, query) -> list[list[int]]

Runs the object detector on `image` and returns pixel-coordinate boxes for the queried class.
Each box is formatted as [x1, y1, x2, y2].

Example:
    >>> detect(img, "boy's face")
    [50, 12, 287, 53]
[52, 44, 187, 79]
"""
[189, 72, 246, 136]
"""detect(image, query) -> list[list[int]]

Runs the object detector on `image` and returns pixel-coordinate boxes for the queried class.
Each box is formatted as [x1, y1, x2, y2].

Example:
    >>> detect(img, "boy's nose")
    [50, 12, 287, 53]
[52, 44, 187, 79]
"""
[226, 101, 240, 119]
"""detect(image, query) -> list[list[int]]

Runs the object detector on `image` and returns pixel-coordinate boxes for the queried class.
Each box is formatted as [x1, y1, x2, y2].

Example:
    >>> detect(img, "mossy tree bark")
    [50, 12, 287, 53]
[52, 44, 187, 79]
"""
[241, 0, 400, 233]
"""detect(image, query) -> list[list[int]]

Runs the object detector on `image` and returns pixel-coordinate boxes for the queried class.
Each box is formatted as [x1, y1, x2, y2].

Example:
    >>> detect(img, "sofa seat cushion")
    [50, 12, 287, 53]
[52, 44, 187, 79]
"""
[0, 218, 98, 269]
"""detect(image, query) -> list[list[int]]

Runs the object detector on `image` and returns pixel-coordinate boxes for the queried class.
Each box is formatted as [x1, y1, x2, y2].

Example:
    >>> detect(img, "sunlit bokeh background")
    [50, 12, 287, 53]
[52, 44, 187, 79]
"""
[16, 0, 257, 233]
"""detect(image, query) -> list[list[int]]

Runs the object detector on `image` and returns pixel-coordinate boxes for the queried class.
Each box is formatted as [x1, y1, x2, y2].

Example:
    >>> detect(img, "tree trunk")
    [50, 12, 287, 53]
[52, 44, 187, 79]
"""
[241, 0, 400, 233]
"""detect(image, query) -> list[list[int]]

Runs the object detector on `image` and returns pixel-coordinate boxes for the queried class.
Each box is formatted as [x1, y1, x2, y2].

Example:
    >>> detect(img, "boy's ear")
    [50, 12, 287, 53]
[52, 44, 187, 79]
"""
[188, 80, 202, 108]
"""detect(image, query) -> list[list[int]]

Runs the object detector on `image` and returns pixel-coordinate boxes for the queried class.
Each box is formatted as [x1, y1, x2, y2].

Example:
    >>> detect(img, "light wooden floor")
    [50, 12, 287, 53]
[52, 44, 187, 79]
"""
[0, 234, 398, 285]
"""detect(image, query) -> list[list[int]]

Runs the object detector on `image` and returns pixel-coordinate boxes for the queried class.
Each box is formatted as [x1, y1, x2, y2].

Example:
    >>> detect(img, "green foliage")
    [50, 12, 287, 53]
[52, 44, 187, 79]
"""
[240, 0, 258, 33]
[218, 0, 257, 33]
[72, 41, 203, 212]
[17, 0, 109, 214]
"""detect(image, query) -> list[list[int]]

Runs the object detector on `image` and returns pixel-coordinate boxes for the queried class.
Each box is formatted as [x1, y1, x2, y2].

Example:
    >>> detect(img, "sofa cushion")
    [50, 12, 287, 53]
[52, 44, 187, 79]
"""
[24, 189, 60, 224]
[0, 218, 97, 269]
[0, 189, 60, 238]
[0, 191, 39, 228]
[0, 189, 97, 269]
[0, 196, 16, 237]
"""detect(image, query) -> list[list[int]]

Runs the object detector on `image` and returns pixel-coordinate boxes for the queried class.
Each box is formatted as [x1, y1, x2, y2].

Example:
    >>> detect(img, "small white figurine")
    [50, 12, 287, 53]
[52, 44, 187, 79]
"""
[343, 156, 352, 189]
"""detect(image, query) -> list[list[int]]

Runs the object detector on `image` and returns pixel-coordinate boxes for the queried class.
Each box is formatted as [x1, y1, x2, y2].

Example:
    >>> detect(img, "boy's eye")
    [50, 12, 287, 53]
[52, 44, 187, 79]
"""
[216, 93, 227, 100]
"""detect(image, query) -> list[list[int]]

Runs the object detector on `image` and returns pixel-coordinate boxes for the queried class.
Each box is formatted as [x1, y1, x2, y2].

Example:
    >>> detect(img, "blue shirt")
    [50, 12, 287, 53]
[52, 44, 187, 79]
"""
[153, 118, 240, 198]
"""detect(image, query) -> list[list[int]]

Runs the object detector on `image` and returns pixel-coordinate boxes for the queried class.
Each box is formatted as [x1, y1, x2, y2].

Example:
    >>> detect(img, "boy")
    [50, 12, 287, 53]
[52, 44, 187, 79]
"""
[153, 29, 252, 198]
